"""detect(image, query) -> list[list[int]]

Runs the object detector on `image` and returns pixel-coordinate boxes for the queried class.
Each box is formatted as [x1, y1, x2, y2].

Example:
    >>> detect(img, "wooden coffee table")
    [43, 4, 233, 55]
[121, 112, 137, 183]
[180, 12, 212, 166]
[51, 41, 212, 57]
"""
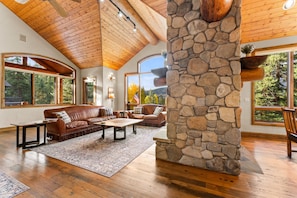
[95, 118, 143, 140]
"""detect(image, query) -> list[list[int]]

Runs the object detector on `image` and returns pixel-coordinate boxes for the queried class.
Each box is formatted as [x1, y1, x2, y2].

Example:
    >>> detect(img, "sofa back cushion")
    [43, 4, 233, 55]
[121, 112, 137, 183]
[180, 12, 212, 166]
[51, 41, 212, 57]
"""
[44, 105, 103, 121]
[142, 104, 164, 115]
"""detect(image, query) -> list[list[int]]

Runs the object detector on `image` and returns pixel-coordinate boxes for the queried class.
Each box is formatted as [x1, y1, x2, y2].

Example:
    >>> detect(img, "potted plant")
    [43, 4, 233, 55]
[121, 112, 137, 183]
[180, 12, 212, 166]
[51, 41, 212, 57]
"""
[161, 50, 167, 59]
[240, 44, 267, 69]
[241, 44, 255, 57]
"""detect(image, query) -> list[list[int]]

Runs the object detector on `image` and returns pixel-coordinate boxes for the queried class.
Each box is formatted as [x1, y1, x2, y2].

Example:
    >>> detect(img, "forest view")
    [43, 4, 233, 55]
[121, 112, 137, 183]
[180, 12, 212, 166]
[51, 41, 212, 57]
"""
[254, 51, 297, 122]
[4, 56, 74, 106]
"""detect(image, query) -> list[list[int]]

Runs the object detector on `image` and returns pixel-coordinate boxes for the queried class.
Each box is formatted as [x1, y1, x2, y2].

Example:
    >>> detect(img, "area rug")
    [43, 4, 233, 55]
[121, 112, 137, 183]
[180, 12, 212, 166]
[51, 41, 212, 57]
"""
[31, 126, 160, 177]
[0, 170, 30, 198]
[240, 146, 263, 174]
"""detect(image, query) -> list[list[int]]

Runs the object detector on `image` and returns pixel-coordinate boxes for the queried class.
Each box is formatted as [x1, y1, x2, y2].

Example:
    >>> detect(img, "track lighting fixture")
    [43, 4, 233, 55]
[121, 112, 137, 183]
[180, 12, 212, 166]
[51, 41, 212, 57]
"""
[118, 11, 123, 18]
[107, 0, 137, 32]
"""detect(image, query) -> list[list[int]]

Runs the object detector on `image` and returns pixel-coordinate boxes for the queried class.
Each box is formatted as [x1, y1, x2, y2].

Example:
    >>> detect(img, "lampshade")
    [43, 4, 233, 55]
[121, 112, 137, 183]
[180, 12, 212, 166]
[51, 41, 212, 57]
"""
[108, 93, 115, 99]
[15, 0, 29, 4]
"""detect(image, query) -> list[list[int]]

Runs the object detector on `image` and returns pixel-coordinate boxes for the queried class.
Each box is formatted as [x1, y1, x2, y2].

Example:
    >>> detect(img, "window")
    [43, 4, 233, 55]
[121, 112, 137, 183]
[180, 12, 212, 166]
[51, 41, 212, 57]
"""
[252, 49, 297, 125]
[2, 53, 75, 107]
[62, 78, 75, 104]
[125, 55, 167, 109]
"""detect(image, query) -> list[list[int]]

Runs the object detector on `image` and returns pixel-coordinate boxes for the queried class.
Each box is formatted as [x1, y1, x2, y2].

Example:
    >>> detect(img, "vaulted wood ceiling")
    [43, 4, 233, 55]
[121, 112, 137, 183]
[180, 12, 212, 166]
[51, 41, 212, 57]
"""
[1, 0, 297, 70]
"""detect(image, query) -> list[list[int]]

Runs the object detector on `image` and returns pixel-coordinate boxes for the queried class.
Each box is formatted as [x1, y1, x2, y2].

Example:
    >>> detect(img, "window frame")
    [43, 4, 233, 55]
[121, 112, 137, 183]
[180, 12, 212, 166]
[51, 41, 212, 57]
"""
[124, 54, 167, 109]
[251, 44, 297, 126]
[1, 53, 76, 108]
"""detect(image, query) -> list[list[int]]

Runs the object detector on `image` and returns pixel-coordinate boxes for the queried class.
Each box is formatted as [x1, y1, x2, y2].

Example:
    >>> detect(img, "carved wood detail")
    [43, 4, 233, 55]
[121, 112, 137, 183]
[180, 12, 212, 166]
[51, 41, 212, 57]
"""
[200, 0, 233, 22]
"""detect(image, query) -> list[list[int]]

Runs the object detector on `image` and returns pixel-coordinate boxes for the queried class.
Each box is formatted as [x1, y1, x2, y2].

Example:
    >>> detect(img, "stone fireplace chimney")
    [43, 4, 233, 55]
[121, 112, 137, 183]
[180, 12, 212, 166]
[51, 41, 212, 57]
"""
[155, 0, 242, 175]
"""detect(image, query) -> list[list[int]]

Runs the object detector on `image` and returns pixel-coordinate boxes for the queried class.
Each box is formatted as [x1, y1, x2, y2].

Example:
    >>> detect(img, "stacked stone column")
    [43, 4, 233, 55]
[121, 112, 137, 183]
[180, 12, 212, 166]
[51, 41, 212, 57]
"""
[156, 0, 242, 175]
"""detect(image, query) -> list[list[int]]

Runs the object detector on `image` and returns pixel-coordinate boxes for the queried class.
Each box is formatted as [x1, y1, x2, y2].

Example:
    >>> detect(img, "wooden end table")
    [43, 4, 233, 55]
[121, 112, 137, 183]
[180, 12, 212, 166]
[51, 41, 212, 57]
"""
[11, 119, 56, 149]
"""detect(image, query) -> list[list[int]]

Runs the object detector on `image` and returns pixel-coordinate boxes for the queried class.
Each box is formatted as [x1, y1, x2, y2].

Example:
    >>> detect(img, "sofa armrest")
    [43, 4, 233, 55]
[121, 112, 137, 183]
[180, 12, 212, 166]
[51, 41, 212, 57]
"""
[46, 118, 66, 135]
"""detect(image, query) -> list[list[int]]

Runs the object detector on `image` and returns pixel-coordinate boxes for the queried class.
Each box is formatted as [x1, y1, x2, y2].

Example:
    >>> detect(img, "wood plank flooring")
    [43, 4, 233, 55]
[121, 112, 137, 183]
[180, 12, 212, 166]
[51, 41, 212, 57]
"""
[1, 128, 297, 198]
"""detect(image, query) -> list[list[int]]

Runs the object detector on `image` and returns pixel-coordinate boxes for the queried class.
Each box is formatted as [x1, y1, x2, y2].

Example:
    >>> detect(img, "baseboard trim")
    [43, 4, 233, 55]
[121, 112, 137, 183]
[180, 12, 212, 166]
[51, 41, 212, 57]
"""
[0, 126, 14, 133]
[1, 127, 287, 141]
[241, 131, 286, 140]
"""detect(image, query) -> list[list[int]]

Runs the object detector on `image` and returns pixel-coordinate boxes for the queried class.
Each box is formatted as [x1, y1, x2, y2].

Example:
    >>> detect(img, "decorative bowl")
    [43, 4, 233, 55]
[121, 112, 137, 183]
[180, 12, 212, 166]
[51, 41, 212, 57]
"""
[151, 67, 168, 77]
[240, 55, 268, 70]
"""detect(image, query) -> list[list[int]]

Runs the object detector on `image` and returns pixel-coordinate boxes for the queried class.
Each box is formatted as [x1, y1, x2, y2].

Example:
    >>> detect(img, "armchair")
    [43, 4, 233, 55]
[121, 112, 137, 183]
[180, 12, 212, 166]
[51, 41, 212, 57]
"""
[281, 107, 297, 158]
[127, 104, 166, 127]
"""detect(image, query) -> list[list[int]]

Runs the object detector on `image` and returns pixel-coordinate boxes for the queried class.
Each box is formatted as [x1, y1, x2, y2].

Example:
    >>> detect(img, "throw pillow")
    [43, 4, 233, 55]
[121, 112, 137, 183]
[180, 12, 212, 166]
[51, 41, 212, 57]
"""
[134, 107, 143, 114]
[153, 106, 163, 116]
[55, 111, 71, 124]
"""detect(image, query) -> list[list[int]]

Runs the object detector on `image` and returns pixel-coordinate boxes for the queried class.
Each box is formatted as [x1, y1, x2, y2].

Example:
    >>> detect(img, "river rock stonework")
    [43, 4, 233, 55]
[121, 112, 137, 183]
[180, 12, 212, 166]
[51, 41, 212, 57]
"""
[156, 0, 242, 175]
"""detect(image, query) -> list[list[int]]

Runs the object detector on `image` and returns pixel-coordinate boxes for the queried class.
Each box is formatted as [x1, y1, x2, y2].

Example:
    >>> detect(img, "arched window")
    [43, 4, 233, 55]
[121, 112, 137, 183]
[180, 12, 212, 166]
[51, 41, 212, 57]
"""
[125, 54, 167, 110]
[2, 53, 76, 108]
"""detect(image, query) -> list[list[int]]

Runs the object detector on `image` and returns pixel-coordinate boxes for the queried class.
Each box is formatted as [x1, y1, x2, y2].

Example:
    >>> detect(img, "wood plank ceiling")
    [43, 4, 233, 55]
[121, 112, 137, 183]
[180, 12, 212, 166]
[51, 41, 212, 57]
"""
[1, 0, 297, 70]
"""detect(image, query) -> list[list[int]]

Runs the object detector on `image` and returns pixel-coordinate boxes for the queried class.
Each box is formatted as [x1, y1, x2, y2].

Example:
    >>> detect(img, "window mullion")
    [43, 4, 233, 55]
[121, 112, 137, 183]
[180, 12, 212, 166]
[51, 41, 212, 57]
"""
[31, 74, 35, 105]
[288, 51, 294, 108]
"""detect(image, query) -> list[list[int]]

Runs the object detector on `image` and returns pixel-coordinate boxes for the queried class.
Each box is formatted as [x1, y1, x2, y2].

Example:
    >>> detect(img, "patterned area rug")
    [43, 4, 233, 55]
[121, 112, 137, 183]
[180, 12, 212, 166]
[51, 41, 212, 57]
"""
[31, 126, 161, 177]
[0, 170, 29, 198]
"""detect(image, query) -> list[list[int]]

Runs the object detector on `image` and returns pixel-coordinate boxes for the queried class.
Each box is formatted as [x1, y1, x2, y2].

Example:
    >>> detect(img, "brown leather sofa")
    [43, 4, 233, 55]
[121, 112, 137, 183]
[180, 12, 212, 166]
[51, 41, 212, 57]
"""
[44, 105, 116, 141]
[127, 104, 166, 127]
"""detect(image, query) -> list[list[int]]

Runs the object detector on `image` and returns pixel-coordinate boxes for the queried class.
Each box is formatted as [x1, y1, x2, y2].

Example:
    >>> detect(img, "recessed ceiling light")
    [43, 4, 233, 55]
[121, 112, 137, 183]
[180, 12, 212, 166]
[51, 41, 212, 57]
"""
[15, 0, 29, 4]
[283, 0, 296, 10]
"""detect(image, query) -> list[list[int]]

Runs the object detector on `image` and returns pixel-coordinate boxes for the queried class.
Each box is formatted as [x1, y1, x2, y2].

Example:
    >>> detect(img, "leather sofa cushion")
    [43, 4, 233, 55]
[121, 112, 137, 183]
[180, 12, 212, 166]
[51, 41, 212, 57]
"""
[66, 121, 88, 129]
[142, 104, 164, 115]
[143, 114, 158, 120]
[133, 114, 145, 119]
[87, 117, 106, 124]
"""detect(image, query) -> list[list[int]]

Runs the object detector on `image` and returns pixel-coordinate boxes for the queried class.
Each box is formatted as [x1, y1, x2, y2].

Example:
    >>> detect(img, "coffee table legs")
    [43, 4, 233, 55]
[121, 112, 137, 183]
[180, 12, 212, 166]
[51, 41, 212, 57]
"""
[102, 127, 105, 139]
[113, 127, 126, 140]
[101, 126, 131, 140]
[133, 124, 137, 134]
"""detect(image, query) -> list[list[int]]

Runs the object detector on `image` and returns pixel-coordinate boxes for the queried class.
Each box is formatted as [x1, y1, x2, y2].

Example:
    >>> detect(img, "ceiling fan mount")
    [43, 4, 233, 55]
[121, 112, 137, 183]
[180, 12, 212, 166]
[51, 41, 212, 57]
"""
[15, 0, 81, 17]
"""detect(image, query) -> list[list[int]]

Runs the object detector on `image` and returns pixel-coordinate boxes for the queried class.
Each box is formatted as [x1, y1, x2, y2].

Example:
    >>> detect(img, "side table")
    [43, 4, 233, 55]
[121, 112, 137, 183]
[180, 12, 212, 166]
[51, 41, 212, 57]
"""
[11, 119, 56, 149]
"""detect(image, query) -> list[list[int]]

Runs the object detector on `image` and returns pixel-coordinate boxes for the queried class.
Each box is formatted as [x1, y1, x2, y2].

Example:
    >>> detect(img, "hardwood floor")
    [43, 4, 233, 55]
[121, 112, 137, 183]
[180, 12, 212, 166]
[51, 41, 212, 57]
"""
[1, 128, 297, 198]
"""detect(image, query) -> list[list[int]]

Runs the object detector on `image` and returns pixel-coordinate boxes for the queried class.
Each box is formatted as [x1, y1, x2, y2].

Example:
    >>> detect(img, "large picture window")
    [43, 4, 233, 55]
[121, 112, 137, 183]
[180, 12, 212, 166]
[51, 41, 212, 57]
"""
[252, 49, 297, 125]
[125, 55, 167, 110]
[2, 53, 75, 107]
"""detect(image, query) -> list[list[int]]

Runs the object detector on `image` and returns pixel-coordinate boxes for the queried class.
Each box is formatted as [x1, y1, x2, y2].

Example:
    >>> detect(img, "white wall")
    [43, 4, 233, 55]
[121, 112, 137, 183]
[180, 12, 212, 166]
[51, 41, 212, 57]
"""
[240, 35, 297, 135]
[102, 67, 117, 109]
[0, 3, 81, 128]
[116, 41, 166, 110]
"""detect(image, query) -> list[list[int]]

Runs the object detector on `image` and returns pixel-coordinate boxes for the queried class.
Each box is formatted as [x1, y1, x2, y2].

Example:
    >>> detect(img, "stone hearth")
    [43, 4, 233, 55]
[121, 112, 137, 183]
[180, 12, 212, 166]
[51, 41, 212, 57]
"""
[155, 0, 242, 175]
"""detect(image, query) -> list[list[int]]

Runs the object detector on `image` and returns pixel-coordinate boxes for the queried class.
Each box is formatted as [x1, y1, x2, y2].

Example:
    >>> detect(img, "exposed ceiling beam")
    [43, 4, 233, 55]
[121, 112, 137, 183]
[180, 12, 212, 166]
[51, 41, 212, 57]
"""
[116, 0, 158, 45]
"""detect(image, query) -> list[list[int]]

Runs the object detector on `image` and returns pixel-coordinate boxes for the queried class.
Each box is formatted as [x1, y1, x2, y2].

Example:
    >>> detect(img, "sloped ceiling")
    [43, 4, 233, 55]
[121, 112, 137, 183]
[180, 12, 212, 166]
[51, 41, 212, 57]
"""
[1, 0, 297, 70]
